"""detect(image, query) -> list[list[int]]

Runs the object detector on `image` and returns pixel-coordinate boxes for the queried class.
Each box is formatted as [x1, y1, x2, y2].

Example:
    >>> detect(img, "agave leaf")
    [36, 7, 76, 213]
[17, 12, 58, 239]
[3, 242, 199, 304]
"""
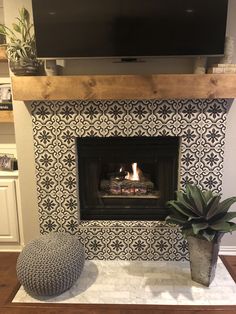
[214, 197, 236, 216]
[185, 184, 204, 214]
[205, 195, 221, 220]
[165, 216, 188, 226]
[203, 190, 214, 204]
[183, 194, 201, 215]
[210, 212, 236, 225]
[187, 216, 204, 222]
[193, 185, 206, 212]
[201, 230, 216, 241]
[176, 191, 185, 202]
[167, 206, 188, 220]
[198, 190, 209, 213]
[186, 184, 192, 199]
[166, 200, 197, 218]
[210, 222, 232, 232]
[176, 191, 203, 216]
[192, 222, 209, 235]
[228, 223, 236, 231]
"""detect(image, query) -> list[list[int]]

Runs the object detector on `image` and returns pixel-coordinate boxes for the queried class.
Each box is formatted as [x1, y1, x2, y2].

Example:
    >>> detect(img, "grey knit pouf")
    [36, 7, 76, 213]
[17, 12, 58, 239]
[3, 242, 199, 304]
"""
[16, 232, 85, 297]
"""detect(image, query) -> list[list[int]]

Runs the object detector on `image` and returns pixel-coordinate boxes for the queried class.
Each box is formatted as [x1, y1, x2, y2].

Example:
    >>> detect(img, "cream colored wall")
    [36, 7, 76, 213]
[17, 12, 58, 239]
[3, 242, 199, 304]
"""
[12, 101, 40, 244]
[0, 123, 16, 157]
[0, 0, 9, 77]
[221, 0, 236, 247]
[3, 0, 40, 244]
[2, 0, 39, 245]
[221, 103, 236, 247]
[0, 3, 16, 158]
[0, 63, 9, 77]
[0, 0, 4, 24]
[3, 0, 236, 248]
[0, 82, 16, 158]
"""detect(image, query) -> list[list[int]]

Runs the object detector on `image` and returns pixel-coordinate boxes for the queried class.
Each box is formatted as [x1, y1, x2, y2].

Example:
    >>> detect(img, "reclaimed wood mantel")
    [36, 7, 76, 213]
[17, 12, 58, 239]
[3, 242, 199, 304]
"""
[11, 74, 236, 101]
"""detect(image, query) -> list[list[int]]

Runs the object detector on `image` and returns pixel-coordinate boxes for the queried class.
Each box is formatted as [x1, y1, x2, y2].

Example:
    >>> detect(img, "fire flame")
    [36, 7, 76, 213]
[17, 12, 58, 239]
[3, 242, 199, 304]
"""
[125, 163, 140, 181]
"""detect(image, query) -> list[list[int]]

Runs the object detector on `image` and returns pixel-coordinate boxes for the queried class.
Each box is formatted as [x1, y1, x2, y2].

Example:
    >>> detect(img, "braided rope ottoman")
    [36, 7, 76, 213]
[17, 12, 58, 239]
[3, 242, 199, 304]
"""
[16, 232, 85, 297]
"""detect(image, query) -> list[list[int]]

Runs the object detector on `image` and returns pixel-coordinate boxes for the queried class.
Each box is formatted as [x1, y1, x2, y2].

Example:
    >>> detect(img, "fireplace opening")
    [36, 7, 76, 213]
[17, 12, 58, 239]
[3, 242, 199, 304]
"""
[76, 137, 179, 220]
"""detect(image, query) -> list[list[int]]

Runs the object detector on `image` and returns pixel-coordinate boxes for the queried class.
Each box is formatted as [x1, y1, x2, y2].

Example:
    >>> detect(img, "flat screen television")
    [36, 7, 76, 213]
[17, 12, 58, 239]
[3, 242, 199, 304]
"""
[32, 0, 229, 59]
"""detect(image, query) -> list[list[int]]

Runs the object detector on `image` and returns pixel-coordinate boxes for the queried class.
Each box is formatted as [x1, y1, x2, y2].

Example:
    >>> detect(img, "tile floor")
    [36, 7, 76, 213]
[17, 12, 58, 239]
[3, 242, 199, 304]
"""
[13, 259, 236, 305]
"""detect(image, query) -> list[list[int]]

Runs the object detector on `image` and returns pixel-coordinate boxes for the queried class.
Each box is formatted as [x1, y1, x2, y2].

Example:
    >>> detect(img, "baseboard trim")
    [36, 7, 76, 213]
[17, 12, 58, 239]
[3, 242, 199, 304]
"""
[0, 245, 22, 252]
[220, 246, 236, 256]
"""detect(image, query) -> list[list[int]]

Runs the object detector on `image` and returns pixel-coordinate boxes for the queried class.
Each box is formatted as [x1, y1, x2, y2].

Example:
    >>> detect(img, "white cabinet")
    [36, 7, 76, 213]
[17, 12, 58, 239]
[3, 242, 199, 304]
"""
[0, 176, 19, 243]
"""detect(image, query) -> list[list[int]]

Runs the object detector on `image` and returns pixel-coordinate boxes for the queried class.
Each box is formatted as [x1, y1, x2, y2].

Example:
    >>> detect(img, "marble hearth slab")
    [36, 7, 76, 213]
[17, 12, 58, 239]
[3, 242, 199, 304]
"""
[13, 259, 236, 305]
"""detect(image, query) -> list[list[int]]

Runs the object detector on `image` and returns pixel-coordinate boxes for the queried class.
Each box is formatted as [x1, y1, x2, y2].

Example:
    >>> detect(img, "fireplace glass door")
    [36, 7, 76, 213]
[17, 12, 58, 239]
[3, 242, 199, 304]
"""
[76, 137, 179, 220]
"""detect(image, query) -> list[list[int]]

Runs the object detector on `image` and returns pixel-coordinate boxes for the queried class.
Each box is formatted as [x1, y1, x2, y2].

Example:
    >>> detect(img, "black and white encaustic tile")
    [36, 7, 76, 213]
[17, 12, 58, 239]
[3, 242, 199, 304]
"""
[31, 99, 230, 260]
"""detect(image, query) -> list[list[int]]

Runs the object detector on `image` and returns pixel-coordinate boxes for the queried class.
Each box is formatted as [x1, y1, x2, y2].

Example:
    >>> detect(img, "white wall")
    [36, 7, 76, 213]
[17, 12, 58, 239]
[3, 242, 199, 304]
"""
[0, 1, 16, 160]
[3, 0, 236, 248]
[0, 124, 16, 156]
[3, 0, 40, 244]
[221, 102, 236, 246]
[226, 0, 236, 63]
[0, 0, 9, 77]
[0, 63, 9, 78]
[220, 0, 236, 246]
[0, 0, 4, 23]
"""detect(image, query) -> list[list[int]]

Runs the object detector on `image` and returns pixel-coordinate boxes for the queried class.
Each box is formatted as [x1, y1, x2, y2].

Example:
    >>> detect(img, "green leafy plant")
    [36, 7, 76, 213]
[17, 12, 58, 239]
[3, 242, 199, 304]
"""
[166, 184, 236, 241]
[0, 7, 37, 62]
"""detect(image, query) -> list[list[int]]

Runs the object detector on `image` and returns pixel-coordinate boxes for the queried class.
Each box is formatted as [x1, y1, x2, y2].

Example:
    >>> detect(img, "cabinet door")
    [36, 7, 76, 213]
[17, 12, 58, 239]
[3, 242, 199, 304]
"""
[0, 179, 19, 242]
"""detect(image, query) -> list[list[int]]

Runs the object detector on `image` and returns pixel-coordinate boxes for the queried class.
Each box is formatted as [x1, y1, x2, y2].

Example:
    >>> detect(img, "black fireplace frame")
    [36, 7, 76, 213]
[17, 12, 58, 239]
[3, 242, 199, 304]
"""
[76, 136, 179, 221]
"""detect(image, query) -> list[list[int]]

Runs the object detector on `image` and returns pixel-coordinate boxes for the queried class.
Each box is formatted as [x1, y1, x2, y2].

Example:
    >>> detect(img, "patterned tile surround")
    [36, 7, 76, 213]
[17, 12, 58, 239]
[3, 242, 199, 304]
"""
[31, 99, 230, 260]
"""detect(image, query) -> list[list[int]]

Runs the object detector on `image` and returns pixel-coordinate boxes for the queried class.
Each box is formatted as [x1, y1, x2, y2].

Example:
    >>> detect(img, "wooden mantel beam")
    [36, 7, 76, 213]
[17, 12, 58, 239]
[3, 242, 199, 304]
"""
[11, 74, 236, 101]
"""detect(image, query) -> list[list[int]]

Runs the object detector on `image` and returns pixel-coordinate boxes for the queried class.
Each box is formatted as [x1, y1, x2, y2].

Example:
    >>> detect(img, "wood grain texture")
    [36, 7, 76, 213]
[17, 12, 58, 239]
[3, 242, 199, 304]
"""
[11, 74, 236, 101]
[1, 253, 236, 314]
[0, 253, 19, 305]
[0, 46, 7, 62]
[0, 111, 14, 123]
[220, 256, 236, 283]
[1, 304, 236, 314]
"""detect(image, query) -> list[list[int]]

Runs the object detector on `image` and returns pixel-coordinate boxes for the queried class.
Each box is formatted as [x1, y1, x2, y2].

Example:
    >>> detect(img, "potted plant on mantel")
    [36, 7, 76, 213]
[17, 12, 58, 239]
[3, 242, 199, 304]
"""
[166, 184, 236, 287]
[0, 7, 41, 76]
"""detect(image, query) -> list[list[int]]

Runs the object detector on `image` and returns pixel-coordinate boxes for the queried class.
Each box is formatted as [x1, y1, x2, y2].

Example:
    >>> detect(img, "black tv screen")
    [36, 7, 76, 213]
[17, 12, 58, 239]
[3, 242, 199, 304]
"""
[32, 0, 228, 59]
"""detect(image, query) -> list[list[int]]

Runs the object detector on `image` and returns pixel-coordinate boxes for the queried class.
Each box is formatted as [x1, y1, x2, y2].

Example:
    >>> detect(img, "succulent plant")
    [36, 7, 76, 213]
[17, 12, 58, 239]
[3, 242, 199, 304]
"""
[166, 184, 236, 241]
[0, 7, 38, 63]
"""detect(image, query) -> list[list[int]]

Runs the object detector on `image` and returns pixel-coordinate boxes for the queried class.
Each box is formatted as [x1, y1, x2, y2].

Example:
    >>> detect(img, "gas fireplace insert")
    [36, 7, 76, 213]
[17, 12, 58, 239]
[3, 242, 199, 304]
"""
[76, 137, 179, 220]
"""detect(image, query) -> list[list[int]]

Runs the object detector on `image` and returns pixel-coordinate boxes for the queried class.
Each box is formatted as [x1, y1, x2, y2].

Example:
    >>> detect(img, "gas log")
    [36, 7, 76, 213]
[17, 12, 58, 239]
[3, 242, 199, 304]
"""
[100, 178, 154, 196]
